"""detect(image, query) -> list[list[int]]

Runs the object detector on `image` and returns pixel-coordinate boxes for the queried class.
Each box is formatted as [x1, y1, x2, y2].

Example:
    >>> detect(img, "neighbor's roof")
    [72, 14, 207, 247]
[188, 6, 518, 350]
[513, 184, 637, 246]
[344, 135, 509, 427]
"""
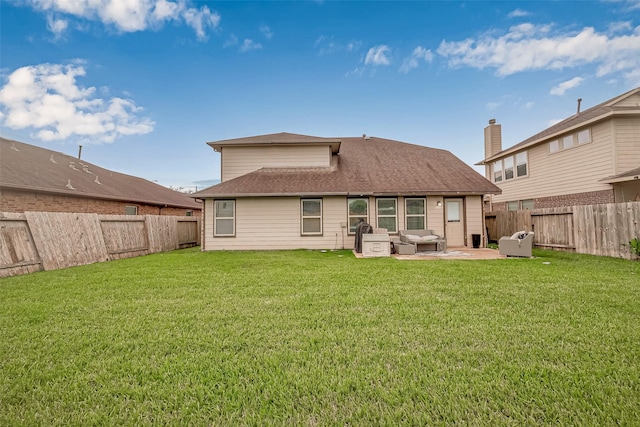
[208, 132, 342, 154]
[599, 166, 640, 184]
[193, 134, 501, 198]
[0, 138, 201, 209]
[479, 86, 640, 164]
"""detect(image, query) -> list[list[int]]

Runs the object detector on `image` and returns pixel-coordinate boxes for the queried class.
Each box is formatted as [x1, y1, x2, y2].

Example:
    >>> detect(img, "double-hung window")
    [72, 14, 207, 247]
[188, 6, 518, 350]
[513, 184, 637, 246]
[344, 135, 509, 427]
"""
[504, 156, 514, 180]
[493, 161, 503, 182]
[348, 198, 368, 234]
[376, 198, 397, 233]
[405, 198, 426, 230]
[301, 199, 322, 235]
[214, 200, 235, 236]
[516, 152, 528, 177]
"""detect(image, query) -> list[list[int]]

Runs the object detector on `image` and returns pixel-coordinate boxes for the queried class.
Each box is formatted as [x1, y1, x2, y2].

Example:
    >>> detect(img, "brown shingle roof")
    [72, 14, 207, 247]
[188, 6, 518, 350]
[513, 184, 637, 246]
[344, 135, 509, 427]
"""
[0, 138, 201, 209]
[193, 134, 500, 198]
[480, 87, 640, 163]
[600, 166, 640, 184]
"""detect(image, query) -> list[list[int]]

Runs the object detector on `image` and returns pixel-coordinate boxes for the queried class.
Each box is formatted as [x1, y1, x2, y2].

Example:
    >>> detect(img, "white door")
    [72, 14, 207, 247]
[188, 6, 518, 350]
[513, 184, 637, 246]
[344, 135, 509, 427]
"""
[445, 199, 465, 246]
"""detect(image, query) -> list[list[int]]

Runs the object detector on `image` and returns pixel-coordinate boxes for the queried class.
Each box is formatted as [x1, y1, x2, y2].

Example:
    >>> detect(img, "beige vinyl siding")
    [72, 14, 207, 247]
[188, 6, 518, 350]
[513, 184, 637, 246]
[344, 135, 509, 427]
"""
[203, 196, 354, 250]
[221, 145, 331, 182]
[465, 196, 484, 246]
[615, 92, 640, 107]
[613, 116, 640, 174]
[492, 121, 614, 204]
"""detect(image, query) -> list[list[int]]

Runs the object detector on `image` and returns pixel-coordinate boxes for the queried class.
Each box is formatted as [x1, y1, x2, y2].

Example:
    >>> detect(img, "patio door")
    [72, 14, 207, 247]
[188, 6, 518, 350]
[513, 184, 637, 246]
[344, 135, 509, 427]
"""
[445, 198, 465, 246]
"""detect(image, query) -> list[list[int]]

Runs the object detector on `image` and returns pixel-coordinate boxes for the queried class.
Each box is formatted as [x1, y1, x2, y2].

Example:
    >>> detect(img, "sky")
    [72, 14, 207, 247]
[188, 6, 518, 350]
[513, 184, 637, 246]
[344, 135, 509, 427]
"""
[1, 0, 639, 191]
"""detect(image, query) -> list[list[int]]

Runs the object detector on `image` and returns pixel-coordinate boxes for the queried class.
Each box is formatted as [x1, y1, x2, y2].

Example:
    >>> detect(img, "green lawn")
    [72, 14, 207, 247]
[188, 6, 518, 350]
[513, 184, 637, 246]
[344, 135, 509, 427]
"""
[1, 248, 639, 426]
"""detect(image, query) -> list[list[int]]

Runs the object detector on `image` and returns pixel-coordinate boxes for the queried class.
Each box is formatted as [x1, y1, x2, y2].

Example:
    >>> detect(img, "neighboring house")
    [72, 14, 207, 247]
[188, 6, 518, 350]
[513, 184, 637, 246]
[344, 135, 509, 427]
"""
[478, 87, 640, 211]
[192, 132, 500, 251]
[0, 138, 201, 216]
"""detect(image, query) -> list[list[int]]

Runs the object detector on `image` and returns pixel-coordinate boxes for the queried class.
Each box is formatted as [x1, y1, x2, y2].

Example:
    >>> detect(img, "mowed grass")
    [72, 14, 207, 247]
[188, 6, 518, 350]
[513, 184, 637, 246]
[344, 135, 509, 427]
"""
[1, 248, 639, 426]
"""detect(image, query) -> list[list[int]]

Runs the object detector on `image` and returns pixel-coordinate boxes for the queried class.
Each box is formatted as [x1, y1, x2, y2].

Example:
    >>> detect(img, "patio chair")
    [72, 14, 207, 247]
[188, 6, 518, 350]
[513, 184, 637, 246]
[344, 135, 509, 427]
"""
[499, 231, 534, 257]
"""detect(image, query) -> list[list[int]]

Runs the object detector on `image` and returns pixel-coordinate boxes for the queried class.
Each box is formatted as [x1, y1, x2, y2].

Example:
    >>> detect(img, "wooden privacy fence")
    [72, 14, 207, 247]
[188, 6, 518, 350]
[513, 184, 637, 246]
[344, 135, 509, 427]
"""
[485, 201, 640, 259]
[0, 212, 200, 278]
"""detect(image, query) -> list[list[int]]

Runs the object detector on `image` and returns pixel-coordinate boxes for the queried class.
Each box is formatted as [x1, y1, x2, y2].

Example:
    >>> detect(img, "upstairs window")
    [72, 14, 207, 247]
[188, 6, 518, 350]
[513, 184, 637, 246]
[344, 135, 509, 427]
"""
[493, 151, 528, 183]
[516, 152, 528, 177]
[577, 129, 591, 144]
[550, 128, 592, 154]
[301, 199, 322, 235]
[493, 161, 503, 182]
[348, 198, 368, 234]
[376, 198, 397, 233]
[405, 198, 426, 230]
[504, 156, 514, 180]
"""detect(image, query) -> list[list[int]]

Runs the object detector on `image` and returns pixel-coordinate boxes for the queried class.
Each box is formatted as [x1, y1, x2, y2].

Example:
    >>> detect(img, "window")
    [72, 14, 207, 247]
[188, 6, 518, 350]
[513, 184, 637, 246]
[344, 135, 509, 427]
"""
[214, 200, 235, 236]
[549, 140, 559, 153]
[504, 156, 514, 180]
[405, 198, 426, 230]
[186, 210, 193, 217]
[516, 152, 528, 177]
[521, 199, 535, 210]
[125, 205, 137, 215]
[301, 199, 322, 235]
[561, 135, 574, 149]
[507, 201, 518, 211]
[376, 198, 397, 233]
[493, 160, 503, 182]
[577, 129, 591, 144]
[348, 198, 368, 233]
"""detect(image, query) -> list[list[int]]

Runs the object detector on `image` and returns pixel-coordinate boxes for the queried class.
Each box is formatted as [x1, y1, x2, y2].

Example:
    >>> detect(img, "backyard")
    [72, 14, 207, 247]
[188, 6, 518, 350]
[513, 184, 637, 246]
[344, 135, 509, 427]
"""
[1, 248, 638, 425]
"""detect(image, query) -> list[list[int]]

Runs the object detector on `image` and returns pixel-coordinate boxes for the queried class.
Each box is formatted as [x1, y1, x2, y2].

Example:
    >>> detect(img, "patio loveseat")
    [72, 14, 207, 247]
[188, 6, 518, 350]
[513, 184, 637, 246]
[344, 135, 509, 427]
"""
[399, 229, 447, 253]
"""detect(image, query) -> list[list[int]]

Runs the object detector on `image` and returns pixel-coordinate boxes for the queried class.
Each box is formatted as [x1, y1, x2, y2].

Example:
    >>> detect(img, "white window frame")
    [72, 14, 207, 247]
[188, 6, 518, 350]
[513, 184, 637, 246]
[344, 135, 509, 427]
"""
[348, 198, 369, 234]
[561, 135, 574, 150]
[516, 152, 528, 177]
[549, 140, 559, 153]
[504, 156, 514, 180]
[493, 160, 503, 182]
[376, 198, 397, 233]
[214, 200, 235, 237]
[405, 198, 426, 231]
[125, 205, 138, 215]
[577, 129, 591, 145]
[301, 199, 323, 236]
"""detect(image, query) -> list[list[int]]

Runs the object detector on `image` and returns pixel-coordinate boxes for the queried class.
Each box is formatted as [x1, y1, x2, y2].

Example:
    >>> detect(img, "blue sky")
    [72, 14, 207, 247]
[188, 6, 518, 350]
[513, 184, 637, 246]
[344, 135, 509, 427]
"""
[1, 0, 639, 190]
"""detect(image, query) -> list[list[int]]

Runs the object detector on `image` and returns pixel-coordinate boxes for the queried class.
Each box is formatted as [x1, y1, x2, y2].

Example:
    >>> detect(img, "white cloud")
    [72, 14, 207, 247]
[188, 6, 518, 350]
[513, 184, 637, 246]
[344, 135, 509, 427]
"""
[239, 39, 262, 52]
[46, 15, 68, 38]
[0, 63, 154, 143]
[224, 33, 238, 48]
[315, 36, 361, 55]
[437, 23, 640, 84]
[486, 102, 501, 110]
[400, 46, 433, 73]
[550, 77, 585, 95]
[28, 0, 220, 40]
[260, 24, 273, 40]
[365, 45, 391, 66]
[508, 9, 530, 18]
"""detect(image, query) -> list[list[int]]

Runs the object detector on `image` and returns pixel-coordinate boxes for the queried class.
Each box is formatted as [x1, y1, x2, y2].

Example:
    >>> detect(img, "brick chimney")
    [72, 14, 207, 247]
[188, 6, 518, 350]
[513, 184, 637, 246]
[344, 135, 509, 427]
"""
[484, 119, 502, 159]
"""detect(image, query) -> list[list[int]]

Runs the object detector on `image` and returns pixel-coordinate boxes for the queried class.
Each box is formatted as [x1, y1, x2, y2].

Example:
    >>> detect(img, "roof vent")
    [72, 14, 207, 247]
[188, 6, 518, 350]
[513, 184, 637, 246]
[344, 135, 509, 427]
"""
[489, 118, 496, 125]
[49, 155, 57, 163]
[66, 179, 76, 190]
[94, 176, 101, 185]
[577, 98, 583, 114]
[363, 134, 371, 140]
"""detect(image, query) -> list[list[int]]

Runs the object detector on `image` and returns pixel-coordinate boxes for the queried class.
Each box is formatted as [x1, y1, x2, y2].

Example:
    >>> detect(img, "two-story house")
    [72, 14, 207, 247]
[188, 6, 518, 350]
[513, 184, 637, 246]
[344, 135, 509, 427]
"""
[478, 87, 640, 211]
[192, 132, 500, 251]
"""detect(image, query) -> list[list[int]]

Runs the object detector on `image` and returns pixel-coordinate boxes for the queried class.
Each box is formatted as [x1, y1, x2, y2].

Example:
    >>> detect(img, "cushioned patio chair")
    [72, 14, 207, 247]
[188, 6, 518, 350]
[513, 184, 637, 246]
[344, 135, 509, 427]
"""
[499, 231, 534, 257]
